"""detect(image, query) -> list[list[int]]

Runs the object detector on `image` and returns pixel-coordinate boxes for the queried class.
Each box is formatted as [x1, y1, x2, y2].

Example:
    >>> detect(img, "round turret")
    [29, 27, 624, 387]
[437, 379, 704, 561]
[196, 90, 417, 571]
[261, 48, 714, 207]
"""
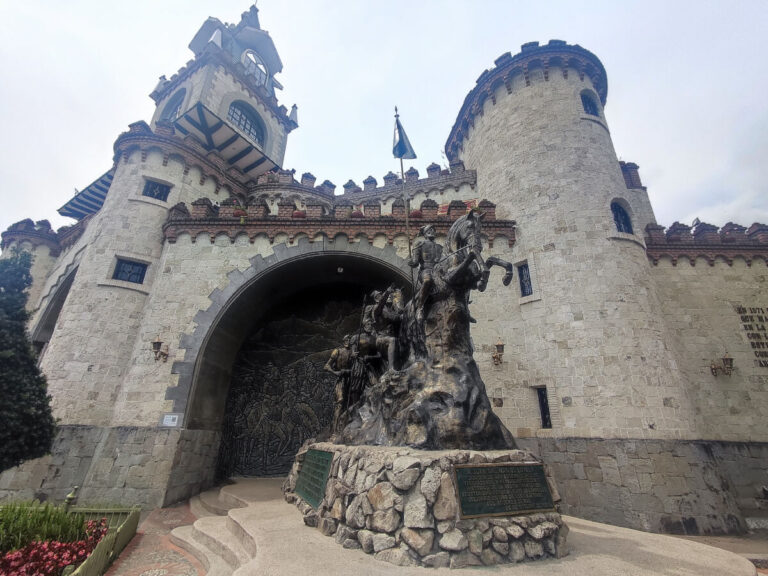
[449, 41, 692, 442]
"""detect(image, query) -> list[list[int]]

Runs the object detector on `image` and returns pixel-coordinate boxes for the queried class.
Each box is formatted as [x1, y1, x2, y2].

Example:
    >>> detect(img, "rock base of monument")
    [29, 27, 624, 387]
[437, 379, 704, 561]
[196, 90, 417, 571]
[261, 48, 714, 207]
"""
[282, 442, 568, 568]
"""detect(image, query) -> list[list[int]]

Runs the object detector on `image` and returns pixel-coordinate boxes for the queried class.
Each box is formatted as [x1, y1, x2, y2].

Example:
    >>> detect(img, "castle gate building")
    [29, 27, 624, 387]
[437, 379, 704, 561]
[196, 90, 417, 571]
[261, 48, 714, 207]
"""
[2, 7, 767, 535]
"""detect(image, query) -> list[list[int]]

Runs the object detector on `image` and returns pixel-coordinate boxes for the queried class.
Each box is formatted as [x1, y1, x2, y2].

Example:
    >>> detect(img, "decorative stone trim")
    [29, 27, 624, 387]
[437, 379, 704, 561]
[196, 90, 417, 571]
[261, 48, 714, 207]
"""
[167, 239, 414, 417]
[580, 114, 610, 134]
[162, 198, 516, 247]
[284, 443, 568, 568]
[96, 279, 151, 296]
[446, 40, 607, 161]
[607, 232, 646, 249]
[113, 121, 247, 195]
[645, 222, 768, 266]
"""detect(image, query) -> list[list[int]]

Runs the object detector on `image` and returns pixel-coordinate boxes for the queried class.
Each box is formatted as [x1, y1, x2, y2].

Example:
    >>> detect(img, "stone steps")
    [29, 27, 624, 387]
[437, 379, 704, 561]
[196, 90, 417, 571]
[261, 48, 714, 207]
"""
[189, 494, 217, 519]
[169, 525, 233, 576]
[198, 486, 241, 516]
[192, 515, 253, 568]
[169, 483, 263, 575]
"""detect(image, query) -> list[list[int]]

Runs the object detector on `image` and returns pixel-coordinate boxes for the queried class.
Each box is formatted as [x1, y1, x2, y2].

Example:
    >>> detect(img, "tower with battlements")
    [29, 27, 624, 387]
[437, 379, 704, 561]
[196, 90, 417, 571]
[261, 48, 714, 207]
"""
[1, 11, 767, 536]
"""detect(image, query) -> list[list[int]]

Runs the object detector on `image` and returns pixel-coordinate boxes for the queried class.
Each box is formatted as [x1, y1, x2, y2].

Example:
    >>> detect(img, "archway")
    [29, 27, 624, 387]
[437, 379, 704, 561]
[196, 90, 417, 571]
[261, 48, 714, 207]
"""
[175, 247, 411, 478]
[31, 266, 78, 359]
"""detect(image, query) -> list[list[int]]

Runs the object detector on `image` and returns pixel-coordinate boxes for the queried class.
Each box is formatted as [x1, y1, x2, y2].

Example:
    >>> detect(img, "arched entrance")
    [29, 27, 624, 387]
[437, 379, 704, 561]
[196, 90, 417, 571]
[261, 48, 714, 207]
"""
[218, 282, 365, 477]
[175, 247, 411, 479]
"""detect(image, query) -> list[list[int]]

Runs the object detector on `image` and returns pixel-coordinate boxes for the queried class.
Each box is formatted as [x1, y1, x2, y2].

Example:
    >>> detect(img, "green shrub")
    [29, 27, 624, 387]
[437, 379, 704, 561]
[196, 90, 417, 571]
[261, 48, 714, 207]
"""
[0, 502, 86, 554]
[0, 248, 56, 472]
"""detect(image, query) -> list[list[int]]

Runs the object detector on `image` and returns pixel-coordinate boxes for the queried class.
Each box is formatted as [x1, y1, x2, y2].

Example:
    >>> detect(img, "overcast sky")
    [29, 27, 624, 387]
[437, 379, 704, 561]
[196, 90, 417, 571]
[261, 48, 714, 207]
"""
[1, 0, 767, 238]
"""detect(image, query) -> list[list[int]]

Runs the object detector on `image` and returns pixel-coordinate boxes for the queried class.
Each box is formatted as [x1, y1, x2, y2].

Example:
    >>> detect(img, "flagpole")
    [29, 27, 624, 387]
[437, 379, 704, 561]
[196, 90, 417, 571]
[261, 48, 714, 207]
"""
[395, 107, 415, 288]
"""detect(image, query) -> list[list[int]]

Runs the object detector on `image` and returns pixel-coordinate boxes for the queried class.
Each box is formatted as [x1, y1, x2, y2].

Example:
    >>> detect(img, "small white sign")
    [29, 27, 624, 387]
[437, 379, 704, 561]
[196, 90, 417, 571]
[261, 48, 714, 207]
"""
[161, 413, 182, 427]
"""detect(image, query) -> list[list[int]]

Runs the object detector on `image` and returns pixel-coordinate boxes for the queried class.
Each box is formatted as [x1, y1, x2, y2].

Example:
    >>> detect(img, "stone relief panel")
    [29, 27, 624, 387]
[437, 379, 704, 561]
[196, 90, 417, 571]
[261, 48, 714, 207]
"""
[217, 285, 364, 477]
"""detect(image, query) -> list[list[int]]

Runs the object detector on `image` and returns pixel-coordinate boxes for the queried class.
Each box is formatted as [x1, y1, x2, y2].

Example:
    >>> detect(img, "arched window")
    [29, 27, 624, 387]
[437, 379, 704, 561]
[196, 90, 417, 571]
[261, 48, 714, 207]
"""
[227, 101, 266, 147]
[611, 201, 633, 234]
[242, 50, 268, 86]
[581, 91, 599, 117]
[160, 89, 186, 122]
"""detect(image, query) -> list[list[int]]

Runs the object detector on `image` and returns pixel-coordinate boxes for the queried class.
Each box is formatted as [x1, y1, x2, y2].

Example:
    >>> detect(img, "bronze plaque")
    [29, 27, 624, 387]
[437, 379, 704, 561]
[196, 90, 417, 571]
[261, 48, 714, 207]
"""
[453, 462, 555, 518]
[295, 449, 333, 509]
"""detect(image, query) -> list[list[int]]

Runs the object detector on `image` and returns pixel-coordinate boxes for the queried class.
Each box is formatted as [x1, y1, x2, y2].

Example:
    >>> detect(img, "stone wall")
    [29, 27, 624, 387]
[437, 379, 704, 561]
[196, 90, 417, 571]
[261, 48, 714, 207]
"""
[519, 437, 768, 534]
[284, 443, 567, 568]
[0, 425, 219, 509]
[650, 259, 768, 442]
[164, 429, 221, 505]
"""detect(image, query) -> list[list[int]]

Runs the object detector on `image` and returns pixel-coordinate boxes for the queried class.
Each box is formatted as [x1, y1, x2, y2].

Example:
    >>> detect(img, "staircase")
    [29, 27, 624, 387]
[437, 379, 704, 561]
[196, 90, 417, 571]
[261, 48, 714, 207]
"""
[170, 478, 283, 576]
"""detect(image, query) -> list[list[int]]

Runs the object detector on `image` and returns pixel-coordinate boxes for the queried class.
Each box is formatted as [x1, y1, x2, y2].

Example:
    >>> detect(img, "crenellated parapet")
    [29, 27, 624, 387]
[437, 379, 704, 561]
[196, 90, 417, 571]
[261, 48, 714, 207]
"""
[645, 221, 768, 266]
[113, 121, 249, 196]
[244, 161, 476, 211]
[445, 40, 607, 161]
[1, 216, 95, 258]
[1, 219, 61, 256]
[334, 160, 476, 204]
[161, 197, 515, 247]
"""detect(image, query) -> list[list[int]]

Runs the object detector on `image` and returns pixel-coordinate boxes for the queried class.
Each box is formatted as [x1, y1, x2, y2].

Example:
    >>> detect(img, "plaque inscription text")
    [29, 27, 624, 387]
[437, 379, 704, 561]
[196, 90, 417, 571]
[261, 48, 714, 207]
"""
[295, 449, 333, 509]
[454, 462, 555, 518]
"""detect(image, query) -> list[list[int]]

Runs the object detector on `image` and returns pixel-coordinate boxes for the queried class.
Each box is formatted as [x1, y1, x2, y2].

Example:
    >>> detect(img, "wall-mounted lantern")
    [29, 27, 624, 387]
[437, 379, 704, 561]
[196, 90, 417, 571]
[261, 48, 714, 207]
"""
[710, 352, 733, 377]
[492, 338, 505, 365]
[152, 336, 169, 363]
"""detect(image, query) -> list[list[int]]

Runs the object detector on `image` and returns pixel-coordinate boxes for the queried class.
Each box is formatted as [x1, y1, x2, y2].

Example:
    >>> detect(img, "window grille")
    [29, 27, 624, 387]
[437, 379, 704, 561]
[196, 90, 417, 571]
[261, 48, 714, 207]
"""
[537, 387, 552, 429]
[160, 89, 185, 122]
[227, 101, 266, 147]
[518, 262, 533, 297]
[142, 180, 171, 202]
[113, 259, 148, 284]
[611, 202, 634, 234]
[243, 50, 268, 86]
[581, 92, 599, 117]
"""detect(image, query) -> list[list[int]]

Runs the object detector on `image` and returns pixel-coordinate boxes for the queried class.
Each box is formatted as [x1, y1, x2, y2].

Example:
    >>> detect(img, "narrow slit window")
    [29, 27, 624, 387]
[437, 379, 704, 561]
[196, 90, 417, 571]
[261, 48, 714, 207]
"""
[113, 259, 148, 284]
[142, 181, 171, 202]
[537, 387, 552, 429]
[518, 262, 533, 297]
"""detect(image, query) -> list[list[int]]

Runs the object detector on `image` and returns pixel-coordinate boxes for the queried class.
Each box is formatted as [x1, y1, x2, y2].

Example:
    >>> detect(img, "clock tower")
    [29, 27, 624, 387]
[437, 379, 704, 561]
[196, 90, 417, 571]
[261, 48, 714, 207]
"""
[149, 4, 297, 173]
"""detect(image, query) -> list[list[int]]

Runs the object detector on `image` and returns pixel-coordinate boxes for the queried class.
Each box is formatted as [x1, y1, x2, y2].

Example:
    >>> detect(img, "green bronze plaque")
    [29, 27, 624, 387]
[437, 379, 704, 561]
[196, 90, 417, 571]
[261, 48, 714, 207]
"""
[453, 462, 555, 518]
[295, 449, 333, 509]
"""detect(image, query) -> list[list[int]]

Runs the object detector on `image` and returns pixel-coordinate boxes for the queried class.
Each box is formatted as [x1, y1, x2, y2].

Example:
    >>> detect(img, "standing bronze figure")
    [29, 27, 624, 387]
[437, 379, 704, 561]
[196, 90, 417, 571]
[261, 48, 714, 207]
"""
[323, 335, 354, 435]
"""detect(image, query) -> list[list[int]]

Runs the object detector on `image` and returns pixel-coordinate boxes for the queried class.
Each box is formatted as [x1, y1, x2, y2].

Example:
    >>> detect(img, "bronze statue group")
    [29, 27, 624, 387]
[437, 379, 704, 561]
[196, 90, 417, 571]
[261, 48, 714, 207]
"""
[324, 211, 516, 448]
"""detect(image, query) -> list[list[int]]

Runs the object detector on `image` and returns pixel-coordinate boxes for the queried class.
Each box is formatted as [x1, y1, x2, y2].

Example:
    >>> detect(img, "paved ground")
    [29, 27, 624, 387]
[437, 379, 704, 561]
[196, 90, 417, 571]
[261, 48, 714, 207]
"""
[675, 532, 768, 575]
[106, 504, 205, 576]
[107, 479, 765, 576]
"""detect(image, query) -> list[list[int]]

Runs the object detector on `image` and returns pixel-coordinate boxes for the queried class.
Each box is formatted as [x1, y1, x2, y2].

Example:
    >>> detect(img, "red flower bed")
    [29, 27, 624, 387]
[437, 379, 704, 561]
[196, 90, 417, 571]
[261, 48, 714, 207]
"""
[0, 519, 107, 576]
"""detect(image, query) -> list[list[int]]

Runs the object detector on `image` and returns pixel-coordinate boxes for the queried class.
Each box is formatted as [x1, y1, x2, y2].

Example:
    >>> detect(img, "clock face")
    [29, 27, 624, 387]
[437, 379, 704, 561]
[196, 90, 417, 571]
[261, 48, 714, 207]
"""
[243, 50, 268, 85]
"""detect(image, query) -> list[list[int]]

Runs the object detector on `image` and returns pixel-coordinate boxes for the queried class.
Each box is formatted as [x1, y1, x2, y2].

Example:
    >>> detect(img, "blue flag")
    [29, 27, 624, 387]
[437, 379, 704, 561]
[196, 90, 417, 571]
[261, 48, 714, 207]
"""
[393, 114, 417, 160]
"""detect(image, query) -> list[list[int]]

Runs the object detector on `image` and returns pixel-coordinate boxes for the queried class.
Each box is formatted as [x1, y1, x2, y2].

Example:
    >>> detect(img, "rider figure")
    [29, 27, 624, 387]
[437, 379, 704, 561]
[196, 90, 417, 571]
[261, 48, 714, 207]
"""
[409, 224, 443, 323]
